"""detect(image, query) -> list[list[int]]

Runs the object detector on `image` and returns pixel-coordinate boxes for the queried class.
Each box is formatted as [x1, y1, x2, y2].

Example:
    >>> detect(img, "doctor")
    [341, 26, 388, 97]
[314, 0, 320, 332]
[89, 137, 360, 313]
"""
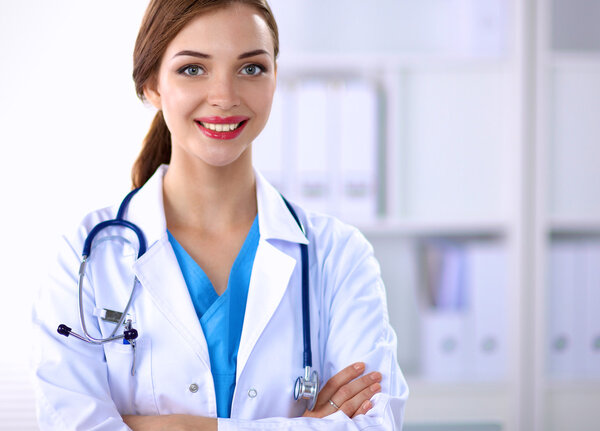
[32, 0, 408, 430]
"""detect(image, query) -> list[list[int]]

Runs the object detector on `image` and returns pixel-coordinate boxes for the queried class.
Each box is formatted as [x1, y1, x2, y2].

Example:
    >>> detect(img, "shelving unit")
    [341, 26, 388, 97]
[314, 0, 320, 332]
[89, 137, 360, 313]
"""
[265, 1, 528, 430]
[534, 2, 600, 430]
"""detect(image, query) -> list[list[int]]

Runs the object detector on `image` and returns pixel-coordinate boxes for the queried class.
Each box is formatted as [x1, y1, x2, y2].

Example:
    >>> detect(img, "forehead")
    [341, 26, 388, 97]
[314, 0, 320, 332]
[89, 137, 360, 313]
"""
[165, 4, 274, 56]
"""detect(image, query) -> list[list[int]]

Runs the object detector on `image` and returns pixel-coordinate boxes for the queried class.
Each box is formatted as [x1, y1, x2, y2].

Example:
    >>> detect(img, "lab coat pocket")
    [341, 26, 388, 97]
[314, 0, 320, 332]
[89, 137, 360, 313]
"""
[103, 337, 159, 416]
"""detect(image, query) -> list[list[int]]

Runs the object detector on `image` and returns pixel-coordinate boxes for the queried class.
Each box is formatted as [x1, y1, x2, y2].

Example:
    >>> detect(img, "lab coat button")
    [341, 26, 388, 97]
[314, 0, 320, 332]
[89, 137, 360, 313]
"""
[189, 383, 199, 393]
[248, 388, 257, 398]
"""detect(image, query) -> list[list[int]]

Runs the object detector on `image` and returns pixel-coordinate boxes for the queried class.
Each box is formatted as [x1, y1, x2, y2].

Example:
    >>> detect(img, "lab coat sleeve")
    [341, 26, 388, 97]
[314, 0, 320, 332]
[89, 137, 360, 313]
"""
[32, 233, 133, 431]
[219, 225, 409, 430]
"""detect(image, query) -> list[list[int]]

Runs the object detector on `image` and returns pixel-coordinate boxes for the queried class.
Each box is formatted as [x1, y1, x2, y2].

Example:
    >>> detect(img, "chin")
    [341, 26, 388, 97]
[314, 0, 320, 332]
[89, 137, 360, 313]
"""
[198, 149, 249, 169]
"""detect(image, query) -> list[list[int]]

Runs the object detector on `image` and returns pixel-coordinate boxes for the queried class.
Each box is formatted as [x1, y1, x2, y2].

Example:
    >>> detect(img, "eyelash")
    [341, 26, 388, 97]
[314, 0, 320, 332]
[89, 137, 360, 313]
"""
[177, 65, 205, 76]
[176, 63, 268, 77]
[240, 63, 267, 76]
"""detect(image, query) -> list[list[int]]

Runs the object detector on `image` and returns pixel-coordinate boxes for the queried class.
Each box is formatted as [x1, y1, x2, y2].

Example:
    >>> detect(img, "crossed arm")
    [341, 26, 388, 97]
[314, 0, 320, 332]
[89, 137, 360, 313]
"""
[123, 362, 382, 431]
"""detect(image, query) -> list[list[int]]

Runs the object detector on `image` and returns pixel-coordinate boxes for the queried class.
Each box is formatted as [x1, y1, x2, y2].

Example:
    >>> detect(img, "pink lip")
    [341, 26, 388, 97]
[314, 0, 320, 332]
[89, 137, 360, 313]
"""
[194, 116, 249, 140]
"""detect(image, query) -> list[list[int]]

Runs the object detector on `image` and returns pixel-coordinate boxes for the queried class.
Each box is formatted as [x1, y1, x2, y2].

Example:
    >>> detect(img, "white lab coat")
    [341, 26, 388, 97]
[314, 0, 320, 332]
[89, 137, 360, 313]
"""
[32, 165, 408, 430]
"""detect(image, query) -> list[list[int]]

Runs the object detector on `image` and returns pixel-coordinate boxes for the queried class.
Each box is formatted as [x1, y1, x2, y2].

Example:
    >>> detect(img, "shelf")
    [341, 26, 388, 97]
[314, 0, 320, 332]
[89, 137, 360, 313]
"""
[545, 380, 600, 391]
[404, 380, 511, 424]
[543, 381, 600, 431]
[359, 219, 509, 238]
[547, 217, 600, 235]
[276, 54, 511, 76]
[550, 52, 600, 67]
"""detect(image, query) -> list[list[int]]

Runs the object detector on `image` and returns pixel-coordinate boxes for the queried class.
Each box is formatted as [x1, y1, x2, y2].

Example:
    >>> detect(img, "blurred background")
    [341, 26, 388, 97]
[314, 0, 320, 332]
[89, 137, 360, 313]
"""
[1, 1, 599, 430]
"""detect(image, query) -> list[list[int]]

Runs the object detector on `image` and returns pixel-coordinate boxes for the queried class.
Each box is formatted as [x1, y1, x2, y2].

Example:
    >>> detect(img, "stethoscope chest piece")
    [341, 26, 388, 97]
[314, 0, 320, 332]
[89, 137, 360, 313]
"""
[294, 367, 319, 411]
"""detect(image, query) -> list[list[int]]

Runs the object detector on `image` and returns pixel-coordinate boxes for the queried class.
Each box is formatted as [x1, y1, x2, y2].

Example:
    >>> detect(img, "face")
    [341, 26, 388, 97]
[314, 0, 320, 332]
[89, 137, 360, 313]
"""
[144, 4, 276, 169]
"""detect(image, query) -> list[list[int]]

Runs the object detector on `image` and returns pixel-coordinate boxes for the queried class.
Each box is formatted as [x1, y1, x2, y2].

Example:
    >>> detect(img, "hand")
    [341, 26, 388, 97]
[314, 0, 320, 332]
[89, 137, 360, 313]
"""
[123, 414, 217, 431]
[302, 362, 382, 419]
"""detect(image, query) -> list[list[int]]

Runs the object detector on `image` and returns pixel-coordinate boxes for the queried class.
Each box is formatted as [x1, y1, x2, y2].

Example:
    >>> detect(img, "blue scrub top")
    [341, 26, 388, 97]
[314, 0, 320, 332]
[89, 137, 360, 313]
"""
[167, 216, 260, 418]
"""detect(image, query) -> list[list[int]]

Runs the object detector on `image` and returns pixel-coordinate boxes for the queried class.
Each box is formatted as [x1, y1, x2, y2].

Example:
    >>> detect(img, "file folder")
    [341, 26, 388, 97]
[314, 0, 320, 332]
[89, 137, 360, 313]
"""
[547, 241, 581, 379]
[466, 242, 507, 381]
[253, 85, 285, 192]
[294, 80, 333, 214]
[339, 80, 378, 223]
[584, 241, 600, 378]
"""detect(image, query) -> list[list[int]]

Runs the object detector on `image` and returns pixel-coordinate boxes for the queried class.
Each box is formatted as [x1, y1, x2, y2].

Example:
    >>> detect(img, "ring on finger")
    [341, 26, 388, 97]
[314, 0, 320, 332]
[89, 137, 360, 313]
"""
[328, 399, 340, 410]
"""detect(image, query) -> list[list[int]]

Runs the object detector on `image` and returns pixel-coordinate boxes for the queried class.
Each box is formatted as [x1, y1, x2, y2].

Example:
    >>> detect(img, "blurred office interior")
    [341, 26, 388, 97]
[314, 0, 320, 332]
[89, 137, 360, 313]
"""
[1, 1, 599, 430]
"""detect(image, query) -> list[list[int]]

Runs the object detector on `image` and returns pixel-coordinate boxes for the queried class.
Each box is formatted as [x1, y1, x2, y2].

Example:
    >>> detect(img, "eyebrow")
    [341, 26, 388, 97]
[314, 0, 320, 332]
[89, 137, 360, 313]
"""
[172, 49, 271, 60]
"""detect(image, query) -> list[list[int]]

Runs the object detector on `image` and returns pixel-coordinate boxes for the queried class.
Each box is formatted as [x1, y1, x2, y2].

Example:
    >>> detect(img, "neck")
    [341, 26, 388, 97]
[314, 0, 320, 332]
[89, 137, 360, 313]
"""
[162, 152, 257, 234]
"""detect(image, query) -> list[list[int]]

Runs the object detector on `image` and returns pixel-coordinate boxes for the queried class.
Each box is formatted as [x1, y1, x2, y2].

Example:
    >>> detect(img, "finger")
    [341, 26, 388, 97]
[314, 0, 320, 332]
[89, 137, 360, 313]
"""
[329, 371, 381, 408]
[317, 362, 365, 404]
[341, 382, 381, 418]
[351, 400, 374, 419]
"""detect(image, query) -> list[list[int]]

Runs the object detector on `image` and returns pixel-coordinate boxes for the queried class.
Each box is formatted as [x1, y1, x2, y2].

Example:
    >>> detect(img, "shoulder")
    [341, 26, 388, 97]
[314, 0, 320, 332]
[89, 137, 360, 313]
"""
[62, 165, 168, 254]
[58, 203, 119, 259]
[291, 204, 377, 273]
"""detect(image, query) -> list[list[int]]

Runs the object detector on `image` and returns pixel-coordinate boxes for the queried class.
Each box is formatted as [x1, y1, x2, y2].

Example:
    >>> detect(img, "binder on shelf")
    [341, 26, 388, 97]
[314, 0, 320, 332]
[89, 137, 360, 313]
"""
[547, 241, 582, 379]
[584, 241, 600, 378]
[419, 239, 508, 382]
[293, 80, 334, 215]
[253, 86, 285, 192]
[421, 310, 467, 381]
[339, 80, 379, 224]
[420, 240, 469, 381]
[465, 242, 507, 381]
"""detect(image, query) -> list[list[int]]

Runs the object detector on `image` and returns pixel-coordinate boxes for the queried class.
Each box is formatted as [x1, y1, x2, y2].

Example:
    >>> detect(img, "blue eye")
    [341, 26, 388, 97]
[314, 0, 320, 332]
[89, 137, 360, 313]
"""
[180, 65, 204, 76]
[241, 64, 264, 76]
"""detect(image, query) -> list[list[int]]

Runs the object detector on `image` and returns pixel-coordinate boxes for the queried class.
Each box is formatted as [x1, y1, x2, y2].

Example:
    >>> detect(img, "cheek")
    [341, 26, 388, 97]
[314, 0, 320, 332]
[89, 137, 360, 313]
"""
[159, 76, 201, 117]
[164, 87, 196, 115]
[248, 83, 276, 118]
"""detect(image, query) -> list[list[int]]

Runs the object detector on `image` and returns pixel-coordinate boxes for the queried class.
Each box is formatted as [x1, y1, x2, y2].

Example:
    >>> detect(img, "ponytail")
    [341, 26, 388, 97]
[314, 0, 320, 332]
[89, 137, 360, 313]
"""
[131, 110, 171, 189]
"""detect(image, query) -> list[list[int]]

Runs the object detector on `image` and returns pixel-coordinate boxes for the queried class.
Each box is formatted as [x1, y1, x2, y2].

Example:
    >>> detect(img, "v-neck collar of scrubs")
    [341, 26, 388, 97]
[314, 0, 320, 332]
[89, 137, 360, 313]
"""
[167, 215, 260, 418]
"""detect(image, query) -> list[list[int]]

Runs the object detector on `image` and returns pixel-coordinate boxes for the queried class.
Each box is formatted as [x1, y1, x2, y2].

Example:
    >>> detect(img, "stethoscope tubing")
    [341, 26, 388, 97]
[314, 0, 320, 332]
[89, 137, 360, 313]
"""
[60, 188, 319, 404]
[77, 188, 147, 344]
[76, 258, 138, 344]
[281, 196, 313, 370]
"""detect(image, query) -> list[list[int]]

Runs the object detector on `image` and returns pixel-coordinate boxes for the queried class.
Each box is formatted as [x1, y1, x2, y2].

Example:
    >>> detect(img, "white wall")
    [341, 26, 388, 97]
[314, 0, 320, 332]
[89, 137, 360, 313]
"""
[0, 2, 153, 428]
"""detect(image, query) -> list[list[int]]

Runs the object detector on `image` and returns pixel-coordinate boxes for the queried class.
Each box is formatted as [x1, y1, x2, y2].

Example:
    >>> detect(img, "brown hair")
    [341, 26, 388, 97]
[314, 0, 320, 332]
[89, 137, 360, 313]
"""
[131, 0, 279, 188]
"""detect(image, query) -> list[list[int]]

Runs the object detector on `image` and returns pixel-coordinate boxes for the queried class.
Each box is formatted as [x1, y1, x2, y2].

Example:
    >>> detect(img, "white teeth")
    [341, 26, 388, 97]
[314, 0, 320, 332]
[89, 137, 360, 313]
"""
[200, 122, 242, 132]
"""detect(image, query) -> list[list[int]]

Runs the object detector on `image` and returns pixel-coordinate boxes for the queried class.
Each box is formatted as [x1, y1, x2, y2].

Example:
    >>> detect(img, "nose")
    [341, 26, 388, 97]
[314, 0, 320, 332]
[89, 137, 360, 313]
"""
[207, 73, 240, 111]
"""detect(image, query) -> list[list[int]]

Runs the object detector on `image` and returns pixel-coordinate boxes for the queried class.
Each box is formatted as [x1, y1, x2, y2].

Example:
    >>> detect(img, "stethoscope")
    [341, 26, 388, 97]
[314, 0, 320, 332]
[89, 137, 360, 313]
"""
[57, 188, 320, 410]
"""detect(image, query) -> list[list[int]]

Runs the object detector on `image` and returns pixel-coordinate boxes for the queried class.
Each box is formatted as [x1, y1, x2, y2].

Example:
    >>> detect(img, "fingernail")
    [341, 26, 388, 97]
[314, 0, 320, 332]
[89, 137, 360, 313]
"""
[370, 372, 381, 381]
[370, 383, 381, 392]
[362, 400, 372, 410]
[354, 362, 365, 371]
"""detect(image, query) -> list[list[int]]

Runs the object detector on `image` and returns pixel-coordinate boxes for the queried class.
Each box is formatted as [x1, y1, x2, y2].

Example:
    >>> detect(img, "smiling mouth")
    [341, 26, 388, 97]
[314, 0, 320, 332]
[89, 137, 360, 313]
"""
[194, 118, 249, 140]
[196, 120, 246, 132]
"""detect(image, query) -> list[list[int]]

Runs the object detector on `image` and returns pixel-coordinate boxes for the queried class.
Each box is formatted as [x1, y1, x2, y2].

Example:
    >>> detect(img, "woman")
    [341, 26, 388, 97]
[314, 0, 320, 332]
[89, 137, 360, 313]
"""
[32, 1, 408, 430]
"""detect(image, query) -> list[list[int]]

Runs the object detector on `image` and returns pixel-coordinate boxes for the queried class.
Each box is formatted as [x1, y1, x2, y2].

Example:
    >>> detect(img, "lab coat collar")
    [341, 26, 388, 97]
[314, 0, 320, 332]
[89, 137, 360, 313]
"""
[125, 165, 308, 251]
[124, 165, 305, 382]
[126, 164, 169, 252]
[255, 169, 309, 245]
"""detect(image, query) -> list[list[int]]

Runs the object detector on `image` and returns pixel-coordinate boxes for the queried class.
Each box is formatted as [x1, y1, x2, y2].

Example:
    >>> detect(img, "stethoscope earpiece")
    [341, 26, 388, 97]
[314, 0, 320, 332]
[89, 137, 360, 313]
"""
[57, 324, 71, 337]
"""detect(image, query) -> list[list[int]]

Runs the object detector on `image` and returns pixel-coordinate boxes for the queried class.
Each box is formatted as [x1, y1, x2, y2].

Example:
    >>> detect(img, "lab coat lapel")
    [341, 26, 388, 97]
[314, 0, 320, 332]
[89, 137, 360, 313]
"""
[236, 239, 296, 380]
[122, 166, 307, 378]
[133, 236, 211, 369]
[124, 165, 211, 369]
[236, 170, 308, 379]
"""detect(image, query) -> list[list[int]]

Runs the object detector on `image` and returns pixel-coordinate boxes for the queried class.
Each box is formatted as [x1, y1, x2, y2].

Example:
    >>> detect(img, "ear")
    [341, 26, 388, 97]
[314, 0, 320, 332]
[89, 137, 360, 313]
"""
[143, 78, 162, 110]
